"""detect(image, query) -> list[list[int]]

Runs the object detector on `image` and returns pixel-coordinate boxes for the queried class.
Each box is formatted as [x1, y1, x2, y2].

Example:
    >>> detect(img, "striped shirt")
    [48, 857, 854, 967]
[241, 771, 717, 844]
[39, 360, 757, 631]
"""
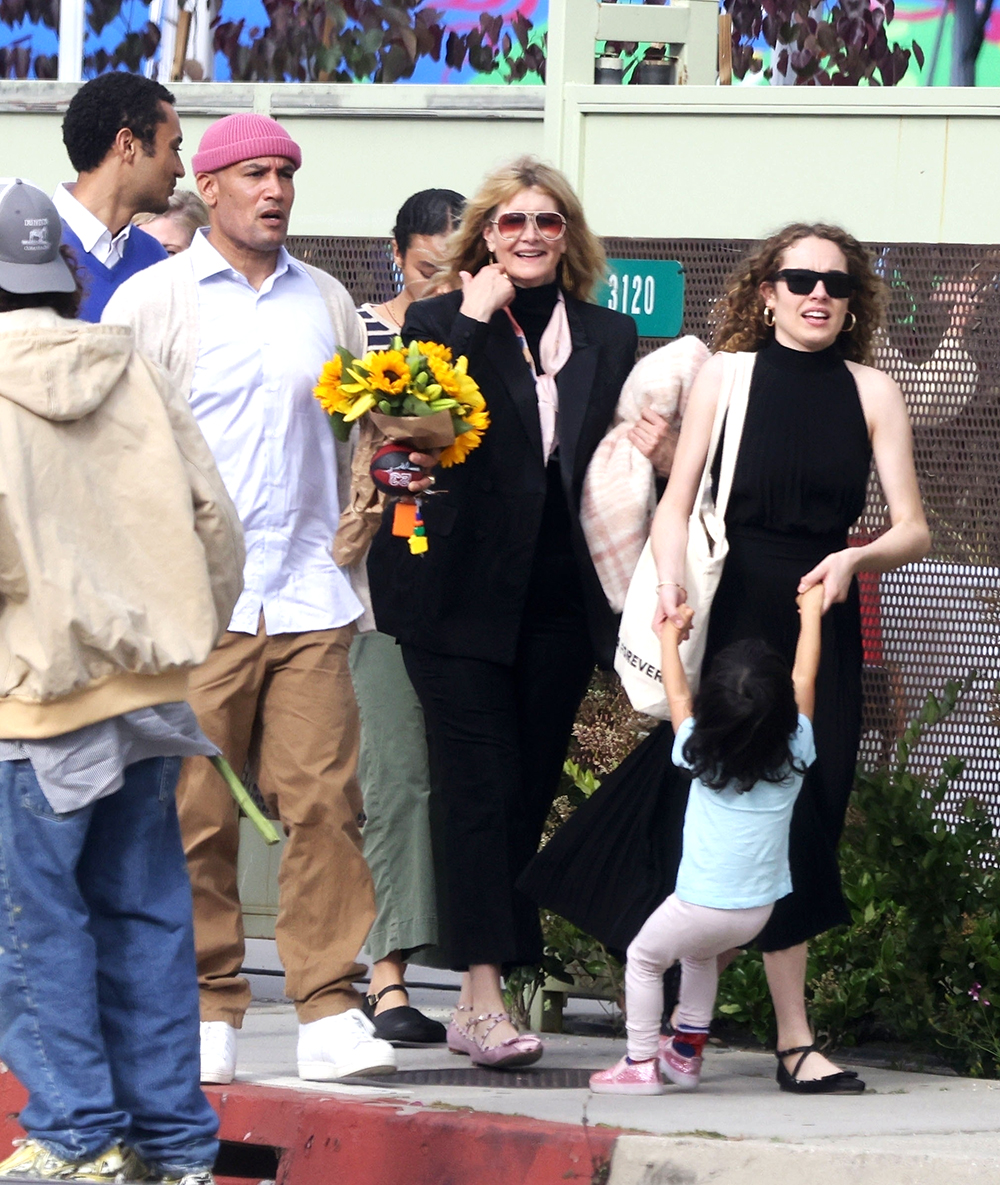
[358, 303, 398, 352]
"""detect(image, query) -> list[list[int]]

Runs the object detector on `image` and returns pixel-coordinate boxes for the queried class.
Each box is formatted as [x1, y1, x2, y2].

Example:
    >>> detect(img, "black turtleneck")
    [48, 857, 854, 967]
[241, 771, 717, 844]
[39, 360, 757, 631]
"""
[715, 335, 872, 537]
[510, 281, 560, 373]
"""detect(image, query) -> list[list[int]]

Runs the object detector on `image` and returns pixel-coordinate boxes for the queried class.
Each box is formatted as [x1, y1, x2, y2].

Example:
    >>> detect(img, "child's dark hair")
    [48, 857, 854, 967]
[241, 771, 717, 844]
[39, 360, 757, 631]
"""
[393, 189, 465, 254]
[682, 638, 805, 794]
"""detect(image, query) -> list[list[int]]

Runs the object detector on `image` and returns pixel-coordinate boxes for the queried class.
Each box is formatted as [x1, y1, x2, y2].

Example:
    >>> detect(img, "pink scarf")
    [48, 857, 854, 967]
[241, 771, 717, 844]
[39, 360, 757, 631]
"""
[505, 291, 573, 460]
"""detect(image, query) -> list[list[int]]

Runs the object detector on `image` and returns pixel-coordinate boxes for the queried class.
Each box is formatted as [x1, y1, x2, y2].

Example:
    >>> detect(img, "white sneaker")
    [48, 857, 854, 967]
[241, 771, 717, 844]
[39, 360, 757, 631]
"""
[297, 1009, 397, 1080]
[199, 1020, 237, 1085]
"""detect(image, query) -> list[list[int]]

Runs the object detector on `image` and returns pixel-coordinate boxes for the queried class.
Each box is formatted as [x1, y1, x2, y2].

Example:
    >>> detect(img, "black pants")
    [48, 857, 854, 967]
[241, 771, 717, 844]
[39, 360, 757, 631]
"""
[403, 618, 595, 970]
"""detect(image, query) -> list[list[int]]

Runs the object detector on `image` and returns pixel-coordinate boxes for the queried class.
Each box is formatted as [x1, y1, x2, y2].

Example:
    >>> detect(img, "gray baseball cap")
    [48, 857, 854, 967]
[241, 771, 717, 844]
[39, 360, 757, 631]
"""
[0, 179, 76, 295]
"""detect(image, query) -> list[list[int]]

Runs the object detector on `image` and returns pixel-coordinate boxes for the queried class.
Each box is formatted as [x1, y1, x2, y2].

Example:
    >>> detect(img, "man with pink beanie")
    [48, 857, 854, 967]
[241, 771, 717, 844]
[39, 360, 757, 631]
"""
[103, 113, 392, 1084]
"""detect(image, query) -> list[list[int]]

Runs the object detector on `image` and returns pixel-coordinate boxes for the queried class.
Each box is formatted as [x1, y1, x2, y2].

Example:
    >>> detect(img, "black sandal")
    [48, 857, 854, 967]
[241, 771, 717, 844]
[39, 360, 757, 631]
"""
[363, 984, 447, 1047]
[775, 1044, 865, 1094]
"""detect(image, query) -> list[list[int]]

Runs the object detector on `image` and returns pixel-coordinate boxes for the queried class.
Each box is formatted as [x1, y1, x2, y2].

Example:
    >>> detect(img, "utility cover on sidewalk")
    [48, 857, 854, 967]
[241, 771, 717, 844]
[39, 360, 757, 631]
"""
[346, 1067, 599, 1089]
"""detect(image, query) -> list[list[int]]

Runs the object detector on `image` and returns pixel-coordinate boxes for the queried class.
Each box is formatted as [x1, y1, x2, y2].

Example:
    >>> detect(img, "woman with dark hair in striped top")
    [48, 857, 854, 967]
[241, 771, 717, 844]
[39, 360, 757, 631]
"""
[350, 188, 465, 1047]
[358, 188, 466, 349]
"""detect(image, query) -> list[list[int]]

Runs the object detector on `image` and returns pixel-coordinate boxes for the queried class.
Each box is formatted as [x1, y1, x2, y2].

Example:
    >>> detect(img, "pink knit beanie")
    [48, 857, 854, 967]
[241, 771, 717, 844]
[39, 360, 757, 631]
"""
[191, 113, 302, 174]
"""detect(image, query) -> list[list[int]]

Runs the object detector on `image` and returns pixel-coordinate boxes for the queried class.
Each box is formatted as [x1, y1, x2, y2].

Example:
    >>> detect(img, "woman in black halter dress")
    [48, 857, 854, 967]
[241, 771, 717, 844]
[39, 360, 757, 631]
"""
[522, 223, 929, 1092]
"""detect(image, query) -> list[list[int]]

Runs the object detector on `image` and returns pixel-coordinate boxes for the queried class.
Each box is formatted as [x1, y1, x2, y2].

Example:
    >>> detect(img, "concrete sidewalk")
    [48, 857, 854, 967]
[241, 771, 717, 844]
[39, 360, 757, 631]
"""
[231, 1001, 1000, 1183]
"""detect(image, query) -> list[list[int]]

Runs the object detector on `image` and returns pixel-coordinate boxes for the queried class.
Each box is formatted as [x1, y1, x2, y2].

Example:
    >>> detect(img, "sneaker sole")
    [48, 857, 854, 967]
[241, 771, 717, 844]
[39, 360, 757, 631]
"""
[589, 1080, 666, 1095]
[660, 1063, 700, 1090]
[200, 1069, 236, 1085]
[298, 1058, 397, 1081]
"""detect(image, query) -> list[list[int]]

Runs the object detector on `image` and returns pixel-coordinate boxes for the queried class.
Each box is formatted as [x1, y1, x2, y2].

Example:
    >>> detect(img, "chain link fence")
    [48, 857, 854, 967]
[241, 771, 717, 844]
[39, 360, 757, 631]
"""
[290, 235, 1000, 823]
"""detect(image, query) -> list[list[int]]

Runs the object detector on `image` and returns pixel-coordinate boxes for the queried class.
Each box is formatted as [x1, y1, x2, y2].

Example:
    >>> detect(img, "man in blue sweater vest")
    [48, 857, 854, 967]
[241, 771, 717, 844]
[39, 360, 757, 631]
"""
[54, 73, 185, 322]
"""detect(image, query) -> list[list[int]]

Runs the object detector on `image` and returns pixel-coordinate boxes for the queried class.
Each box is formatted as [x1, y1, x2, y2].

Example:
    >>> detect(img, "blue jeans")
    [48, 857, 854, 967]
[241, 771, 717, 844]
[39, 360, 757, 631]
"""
[0, 756, 219, 1171]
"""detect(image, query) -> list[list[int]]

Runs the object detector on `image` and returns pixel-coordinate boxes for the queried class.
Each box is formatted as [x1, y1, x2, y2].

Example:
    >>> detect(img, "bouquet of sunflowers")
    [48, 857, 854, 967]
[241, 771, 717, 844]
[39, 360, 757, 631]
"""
[316, 338, 489, 557]
[315, 337, 489, 468]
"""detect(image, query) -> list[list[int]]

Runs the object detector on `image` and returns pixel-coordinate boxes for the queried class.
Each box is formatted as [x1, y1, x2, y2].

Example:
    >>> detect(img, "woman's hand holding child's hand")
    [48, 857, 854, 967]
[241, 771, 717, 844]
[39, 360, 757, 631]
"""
[797, 549, 857, 614]
[795, 584, 825, 618]
[665, 603, 695, 644]
[654, 583, 689, 633]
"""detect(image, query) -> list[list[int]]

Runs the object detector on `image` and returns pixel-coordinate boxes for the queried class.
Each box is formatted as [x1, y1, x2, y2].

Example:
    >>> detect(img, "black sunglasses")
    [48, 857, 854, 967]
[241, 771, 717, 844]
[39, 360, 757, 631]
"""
[770, 269, 856, 300]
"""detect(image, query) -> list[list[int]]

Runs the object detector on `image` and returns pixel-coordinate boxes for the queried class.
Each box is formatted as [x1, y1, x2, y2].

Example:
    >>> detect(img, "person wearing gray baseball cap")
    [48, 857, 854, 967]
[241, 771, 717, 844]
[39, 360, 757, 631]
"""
[0, 178, 244, 1184]
[0, 179, 77, 297]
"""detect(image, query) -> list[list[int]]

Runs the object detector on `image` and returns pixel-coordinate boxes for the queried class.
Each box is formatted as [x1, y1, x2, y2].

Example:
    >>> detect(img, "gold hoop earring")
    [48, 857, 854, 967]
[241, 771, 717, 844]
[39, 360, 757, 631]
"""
[763, 306, 775, 327]
[842, 311, 857, 333]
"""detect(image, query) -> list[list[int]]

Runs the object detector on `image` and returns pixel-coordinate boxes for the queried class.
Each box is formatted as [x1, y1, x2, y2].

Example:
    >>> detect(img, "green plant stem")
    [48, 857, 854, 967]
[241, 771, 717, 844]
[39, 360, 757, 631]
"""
[211, 755, 281, 846]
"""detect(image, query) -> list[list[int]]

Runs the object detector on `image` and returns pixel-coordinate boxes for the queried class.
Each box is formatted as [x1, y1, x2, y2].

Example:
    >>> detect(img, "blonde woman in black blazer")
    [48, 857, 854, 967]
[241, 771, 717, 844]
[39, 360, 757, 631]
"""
[368, 157, 637, 1069]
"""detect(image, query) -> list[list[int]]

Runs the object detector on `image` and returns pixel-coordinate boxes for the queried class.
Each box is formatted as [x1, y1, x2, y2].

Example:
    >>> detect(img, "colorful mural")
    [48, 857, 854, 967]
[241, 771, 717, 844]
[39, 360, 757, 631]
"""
[0, 0, 548, 81]
[1, 0, 999, 85]
[730, 0, 1000, 86]
[890, 0, 1000, 85]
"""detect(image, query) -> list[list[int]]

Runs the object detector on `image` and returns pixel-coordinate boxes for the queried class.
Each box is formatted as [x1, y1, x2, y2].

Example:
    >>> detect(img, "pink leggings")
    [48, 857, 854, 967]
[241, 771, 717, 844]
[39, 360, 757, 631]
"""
[625, 893, 773, 1061]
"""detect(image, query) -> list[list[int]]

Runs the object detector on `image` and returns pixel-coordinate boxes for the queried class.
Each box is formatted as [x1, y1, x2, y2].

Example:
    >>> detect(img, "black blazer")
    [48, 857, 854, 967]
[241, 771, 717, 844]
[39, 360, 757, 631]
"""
[367, 288, 638, 668]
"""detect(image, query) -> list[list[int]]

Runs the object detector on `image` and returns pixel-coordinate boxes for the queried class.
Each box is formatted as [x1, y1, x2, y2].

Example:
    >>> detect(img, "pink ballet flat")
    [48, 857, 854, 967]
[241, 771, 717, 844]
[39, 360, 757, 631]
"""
[446, 1006, 477, 1057]
[449, 1009, 543, 1070]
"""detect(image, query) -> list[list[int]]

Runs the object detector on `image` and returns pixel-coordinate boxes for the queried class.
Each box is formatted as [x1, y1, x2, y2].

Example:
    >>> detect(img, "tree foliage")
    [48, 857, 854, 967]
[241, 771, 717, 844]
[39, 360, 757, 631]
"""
[213, 1, 545, 84]
[727, 0, 923, 84]
[0, 0, 161, 78]
[0, 0, 543, 83]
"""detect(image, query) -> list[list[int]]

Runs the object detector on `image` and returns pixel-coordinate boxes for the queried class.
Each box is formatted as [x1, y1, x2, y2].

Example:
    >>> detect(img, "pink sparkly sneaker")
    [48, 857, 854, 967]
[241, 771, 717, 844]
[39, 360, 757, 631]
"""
[589, 1055, 665, 1095]
[658, 1032, 707, 1090]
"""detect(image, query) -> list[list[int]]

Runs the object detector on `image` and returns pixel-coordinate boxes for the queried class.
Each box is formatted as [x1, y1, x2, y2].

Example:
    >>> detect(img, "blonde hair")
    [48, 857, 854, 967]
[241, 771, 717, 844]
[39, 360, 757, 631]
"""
[132, 189, 210, 238]
[712, 223, 887, 366]
[440, 156, 605, 301]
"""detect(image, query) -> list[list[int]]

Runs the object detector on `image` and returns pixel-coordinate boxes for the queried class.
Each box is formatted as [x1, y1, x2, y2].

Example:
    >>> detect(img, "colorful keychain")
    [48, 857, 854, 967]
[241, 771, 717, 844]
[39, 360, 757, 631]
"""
[408, 499, 428, 554]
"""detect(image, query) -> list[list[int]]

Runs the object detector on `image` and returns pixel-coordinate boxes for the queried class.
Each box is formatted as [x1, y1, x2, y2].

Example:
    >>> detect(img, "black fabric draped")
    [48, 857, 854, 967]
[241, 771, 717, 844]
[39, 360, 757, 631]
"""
[520, 338, 873, 955]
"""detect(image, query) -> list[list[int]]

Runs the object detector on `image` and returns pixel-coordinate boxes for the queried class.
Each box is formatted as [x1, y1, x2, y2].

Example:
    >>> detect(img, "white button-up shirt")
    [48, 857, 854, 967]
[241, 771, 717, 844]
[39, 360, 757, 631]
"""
[52, 182, 132, 266]
[188, 229, 362, 635]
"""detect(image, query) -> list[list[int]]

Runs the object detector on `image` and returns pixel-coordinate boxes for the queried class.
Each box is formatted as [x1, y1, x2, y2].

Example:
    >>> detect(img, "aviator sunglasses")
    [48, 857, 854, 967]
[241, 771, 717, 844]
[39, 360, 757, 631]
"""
[770, 269, 857, 299]
[491, 210, 568, 241]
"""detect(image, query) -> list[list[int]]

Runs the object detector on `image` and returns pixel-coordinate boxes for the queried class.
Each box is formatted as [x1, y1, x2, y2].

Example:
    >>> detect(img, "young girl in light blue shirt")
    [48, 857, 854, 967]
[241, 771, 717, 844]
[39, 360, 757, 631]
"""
[591, 585, 823, 1095]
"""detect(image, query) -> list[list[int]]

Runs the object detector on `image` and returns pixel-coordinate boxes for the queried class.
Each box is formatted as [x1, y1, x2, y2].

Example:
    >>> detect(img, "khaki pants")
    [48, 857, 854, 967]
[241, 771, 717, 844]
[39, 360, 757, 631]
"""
[177, 616, 374, 1026]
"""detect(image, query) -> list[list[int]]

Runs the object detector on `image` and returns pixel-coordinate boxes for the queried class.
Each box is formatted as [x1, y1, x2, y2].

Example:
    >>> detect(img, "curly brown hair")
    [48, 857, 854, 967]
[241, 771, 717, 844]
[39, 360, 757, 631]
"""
[712, 223, 887, 365]
[439, 156, 606, 301]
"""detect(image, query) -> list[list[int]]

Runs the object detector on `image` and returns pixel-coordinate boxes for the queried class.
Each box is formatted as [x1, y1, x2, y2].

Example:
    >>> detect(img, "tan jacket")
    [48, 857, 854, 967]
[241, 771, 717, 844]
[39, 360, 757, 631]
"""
[0, 307, 245, 738]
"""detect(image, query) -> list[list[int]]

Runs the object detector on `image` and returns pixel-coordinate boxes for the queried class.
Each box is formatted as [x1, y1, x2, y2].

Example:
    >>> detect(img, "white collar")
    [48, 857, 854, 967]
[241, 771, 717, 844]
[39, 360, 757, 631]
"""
[189, 226, 295, 288]
[52, 182, 132, 254]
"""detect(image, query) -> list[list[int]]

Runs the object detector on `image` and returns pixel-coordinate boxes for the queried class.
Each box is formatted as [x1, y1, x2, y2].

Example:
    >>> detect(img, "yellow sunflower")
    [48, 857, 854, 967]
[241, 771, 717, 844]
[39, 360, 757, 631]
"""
[419, 340, 453, 364]
[451, 360, 486, 414]
[319, 354, 342, 385]
[366, 351, 410, 396]
[439, 408, 490, 468]
[427, 354, 460, 398]
[314, 356, 351, 415]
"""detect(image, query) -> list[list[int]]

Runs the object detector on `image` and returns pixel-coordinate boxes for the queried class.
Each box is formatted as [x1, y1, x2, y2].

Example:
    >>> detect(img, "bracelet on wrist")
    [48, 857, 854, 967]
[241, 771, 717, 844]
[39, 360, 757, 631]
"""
[656, 580, 686, 593]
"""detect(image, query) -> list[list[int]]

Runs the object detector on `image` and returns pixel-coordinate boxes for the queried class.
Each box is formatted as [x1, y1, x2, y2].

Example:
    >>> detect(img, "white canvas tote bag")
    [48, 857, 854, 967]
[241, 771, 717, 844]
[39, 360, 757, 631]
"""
[614, 351, 756, 717]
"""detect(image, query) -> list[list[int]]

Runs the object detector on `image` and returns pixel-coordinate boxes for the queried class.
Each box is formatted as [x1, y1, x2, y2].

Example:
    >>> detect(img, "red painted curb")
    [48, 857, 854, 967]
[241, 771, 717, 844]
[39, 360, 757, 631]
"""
[0, 1072, 620, 1185]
